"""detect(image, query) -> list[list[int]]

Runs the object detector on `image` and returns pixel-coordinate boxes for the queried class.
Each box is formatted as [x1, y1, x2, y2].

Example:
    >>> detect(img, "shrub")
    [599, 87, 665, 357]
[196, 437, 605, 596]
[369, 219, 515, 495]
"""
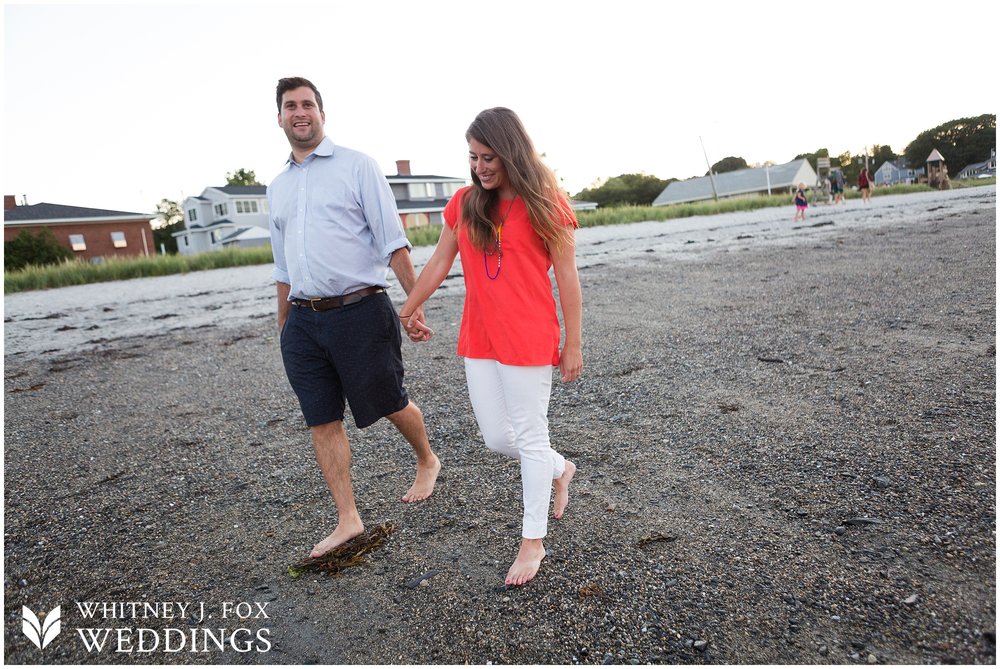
[4, 229, 73, 271]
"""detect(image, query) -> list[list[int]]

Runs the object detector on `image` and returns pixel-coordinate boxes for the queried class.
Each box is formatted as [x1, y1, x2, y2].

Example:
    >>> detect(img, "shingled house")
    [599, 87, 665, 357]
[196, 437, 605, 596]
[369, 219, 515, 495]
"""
[4, 195, 154, 262]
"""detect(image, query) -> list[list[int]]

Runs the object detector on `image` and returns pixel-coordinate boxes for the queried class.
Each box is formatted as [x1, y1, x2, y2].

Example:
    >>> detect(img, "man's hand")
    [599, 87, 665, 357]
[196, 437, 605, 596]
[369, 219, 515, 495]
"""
[401, 307, 433, 342]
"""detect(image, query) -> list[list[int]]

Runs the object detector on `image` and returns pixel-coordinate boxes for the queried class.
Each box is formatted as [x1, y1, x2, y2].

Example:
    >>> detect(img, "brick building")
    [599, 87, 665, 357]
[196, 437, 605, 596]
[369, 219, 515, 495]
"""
[4, 195, 155, 262]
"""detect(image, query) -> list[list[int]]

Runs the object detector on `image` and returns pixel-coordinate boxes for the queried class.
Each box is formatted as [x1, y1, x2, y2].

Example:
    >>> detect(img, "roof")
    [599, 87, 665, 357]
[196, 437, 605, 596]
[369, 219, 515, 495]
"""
[187, 218, 236, 230]
[4, 202, 151, 222]
[396, 198, 453, 213]
[219, 226, 271, 243]
[652, 159, 816, 206]
[926, 149, 946, 162]
[213, 185, 268, 195]
[957, 158, 991, 174]
[388, 175, 466, 183]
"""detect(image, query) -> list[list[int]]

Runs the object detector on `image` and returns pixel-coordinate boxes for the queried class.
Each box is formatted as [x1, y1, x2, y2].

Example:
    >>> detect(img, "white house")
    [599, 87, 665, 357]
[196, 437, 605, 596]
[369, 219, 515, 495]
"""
[956, 149, 997, 179]
[173, 186, 269, 256]
[652, 159, 818, 207]
[174, 161, 467, 256]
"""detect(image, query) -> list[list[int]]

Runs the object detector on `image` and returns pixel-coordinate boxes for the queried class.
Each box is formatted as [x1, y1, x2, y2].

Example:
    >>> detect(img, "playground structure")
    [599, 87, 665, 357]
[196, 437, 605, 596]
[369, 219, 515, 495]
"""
[811, 156, 833, 204]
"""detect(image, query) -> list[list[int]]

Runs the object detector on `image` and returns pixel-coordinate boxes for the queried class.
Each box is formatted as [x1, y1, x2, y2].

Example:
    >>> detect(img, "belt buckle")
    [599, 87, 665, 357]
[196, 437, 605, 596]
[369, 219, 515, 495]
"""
[308, 297, 323, 311]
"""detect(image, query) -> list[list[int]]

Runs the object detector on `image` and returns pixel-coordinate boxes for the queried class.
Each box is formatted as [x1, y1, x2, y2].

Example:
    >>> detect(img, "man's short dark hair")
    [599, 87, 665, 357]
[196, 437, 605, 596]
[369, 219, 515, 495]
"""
[276, 77, 323, 112]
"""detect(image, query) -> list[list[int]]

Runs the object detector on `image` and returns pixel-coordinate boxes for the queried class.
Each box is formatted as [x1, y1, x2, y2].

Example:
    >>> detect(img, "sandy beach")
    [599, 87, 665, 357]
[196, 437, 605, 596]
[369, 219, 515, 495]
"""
[3, 186, 996, 664]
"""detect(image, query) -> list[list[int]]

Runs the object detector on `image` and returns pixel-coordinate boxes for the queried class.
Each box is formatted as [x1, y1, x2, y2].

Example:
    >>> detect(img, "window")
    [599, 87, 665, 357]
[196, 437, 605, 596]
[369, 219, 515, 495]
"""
[188, 208, 198, 222]
[211, 230, 223, 243]
[235, 199, 259, 214]
[444, 182, 462, 197]
[69, 234, 86, 251]
[111, 231, 127, 248]
[407, 183, 436, 199]
[214, 203, 228, 218]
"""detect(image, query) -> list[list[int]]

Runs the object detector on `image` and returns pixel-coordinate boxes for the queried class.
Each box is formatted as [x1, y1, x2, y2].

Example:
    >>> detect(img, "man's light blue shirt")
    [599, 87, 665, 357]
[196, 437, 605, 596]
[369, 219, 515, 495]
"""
[267, 137, 411, 300]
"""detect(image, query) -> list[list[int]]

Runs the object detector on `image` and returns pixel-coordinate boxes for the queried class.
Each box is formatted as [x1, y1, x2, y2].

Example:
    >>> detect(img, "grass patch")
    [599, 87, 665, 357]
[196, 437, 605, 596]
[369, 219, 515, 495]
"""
[5, 245, 274, 294]
[405, 224, 443, 247]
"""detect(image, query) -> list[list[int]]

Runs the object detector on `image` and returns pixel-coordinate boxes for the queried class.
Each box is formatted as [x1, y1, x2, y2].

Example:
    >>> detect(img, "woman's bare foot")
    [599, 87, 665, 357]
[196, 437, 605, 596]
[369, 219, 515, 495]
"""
[505, 538, 546, 586]
[309, 519, 364, 558]
[402, 453, 441, 502]
[553, 459, 576, 519]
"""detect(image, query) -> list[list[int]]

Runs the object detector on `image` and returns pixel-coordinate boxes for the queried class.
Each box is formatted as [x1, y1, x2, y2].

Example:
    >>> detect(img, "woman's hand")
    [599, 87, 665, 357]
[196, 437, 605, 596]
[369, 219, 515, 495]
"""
[401, 308, 433, 342]
[559, 342, 583, 382]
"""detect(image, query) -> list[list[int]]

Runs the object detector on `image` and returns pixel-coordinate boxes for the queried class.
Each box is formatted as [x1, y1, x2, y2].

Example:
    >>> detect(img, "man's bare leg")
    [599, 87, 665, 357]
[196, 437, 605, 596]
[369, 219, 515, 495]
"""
[386, 401, 440, 502]
[309, 420, 365, 557]
[505, 538, 546, 586]
[553, 459, 576, 519]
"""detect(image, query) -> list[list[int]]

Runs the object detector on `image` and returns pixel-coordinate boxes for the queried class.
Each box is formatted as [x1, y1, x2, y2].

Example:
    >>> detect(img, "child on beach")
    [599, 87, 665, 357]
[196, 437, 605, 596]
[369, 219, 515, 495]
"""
[793, 182, 808, 221]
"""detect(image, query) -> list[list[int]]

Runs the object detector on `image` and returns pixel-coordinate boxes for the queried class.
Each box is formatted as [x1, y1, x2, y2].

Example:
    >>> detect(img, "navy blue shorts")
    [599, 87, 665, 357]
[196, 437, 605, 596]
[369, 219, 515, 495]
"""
[279, 291, 409, 428]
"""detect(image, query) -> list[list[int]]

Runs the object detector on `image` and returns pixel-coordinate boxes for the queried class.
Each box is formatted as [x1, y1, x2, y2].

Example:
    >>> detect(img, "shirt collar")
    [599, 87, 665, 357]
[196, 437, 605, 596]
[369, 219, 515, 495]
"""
[285, 136, 335, 166]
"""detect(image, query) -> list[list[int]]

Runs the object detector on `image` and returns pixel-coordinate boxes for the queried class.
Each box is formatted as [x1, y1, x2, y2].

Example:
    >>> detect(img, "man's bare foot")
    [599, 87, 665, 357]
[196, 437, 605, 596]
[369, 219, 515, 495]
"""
[402, 453, 440, 503]
[553, 459, 576, 519]
[309, 520, 364, 558]
[505, 539, 546, 586]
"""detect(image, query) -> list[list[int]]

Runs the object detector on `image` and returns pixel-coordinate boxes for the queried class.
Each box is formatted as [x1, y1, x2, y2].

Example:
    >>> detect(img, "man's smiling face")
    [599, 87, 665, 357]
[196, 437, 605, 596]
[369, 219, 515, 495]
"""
[278, 86, 325, 151]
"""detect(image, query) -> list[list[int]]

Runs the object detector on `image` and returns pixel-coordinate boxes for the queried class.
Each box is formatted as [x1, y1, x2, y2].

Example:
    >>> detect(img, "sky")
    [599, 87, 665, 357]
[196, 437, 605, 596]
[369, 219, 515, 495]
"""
[3, 0, 997, 216]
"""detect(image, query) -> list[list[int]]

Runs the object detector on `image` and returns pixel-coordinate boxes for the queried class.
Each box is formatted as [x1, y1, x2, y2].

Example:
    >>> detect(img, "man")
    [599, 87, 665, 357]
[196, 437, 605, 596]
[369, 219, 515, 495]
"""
[268, 77, 440, 558]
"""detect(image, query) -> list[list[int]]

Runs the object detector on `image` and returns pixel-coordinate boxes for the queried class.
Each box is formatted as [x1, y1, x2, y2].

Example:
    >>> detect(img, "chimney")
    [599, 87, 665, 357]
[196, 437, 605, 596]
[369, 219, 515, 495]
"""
[395, 160, 411, 176]
[4, 195, 17, 210]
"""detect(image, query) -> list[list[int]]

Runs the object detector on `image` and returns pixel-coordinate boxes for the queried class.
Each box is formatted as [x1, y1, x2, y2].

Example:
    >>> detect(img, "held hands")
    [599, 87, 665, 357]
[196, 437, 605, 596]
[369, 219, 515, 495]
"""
[399, 307, 433, 342]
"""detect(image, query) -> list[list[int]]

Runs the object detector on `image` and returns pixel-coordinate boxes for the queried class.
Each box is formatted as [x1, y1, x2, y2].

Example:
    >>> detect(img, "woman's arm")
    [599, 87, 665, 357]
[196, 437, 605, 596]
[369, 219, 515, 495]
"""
[551, 233, 583, 382]
[399, 223, 460, 341]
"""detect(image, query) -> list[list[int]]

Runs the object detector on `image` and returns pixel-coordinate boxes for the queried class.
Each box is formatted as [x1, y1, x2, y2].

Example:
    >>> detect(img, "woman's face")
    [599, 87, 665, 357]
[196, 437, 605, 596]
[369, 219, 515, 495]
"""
[469, 138, 511, 196]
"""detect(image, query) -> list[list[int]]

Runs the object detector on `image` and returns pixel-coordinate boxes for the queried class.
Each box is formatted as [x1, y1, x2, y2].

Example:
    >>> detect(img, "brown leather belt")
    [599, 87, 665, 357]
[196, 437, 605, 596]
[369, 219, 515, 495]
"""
[291, 286, 385, 311]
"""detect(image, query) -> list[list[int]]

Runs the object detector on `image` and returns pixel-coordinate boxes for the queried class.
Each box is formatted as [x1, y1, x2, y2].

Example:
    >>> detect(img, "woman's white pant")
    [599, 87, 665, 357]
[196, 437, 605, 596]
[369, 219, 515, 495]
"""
[464, 358, 566, 539]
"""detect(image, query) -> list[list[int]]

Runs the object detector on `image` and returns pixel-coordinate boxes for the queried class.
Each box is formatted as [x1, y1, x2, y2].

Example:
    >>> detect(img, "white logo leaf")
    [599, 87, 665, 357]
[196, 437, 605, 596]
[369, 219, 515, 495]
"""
[21, 607, 42, 649]
[41, 606, 62, 649]
[22, 605, 61, 650]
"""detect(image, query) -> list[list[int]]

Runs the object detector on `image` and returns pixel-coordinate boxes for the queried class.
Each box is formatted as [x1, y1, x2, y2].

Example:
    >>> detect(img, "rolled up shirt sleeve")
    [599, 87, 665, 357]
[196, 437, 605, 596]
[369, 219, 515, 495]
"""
[358, 155, 411, 264]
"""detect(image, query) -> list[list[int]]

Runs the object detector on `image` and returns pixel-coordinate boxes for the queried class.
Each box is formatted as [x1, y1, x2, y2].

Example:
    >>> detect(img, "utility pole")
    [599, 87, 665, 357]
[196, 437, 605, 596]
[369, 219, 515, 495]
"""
[700, 136, 719, 201]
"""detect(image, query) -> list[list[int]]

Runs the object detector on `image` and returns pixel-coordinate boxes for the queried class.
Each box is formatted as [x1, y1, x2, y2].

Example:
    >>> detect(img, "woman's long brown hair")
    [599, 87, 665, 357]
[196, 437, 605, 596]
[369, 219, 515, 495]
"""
[461, 107, 574, 252]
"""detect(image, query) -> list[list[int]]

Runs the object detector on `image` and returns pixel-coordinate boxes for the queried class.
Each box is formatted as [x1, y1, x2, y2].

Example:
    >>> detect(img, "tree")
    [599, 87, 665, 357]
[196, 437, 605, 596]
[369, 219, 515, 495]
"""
[4, 229, 73, 271]
[152, 198, 185, 254]
[793, 148, 831, 173]
[226, 168, 263, 186]
[903, 114, 996, 177]
[870, 144, 898, 168]
[572, 173, 673, 207]
[708, 156, 747, 175]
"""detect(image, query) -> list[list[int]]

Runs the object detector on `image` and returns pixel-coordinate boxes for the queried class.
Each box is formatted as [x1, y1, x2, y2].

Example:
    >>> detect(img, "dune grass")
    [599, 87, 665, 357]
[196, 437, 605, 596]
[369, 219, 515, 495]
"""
[4, 245, 275, 294]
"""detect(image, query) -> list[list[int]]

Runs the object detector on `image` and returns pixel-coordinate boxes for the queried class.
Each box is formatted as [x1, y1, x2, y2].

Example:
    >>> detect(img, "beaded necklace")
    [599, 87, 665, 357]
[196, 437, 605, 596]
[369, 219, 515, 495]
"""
[484, 196, 516, 280]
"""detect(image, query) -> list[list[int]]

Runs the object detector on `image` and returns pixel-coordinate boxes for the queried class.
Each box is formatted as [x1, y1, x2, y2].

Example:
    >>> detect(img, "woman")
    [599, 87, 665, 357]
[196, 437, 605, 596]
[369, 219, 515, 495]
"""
[859, 166, 872, 203]
[398, 107, 582, 586]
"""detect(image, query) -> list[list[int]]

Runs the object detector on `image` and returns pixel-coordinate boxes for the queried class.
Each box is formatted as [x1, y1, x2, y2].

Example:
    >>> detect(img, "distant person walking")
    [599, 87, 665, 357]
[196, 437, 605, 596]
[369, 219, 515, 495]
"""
[831, 169, 845, 204]
[794, 182, 809, 221]
[858, 166, 873, 203]
[399, 107, 582, 587]
[267, 76, 440, 559]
